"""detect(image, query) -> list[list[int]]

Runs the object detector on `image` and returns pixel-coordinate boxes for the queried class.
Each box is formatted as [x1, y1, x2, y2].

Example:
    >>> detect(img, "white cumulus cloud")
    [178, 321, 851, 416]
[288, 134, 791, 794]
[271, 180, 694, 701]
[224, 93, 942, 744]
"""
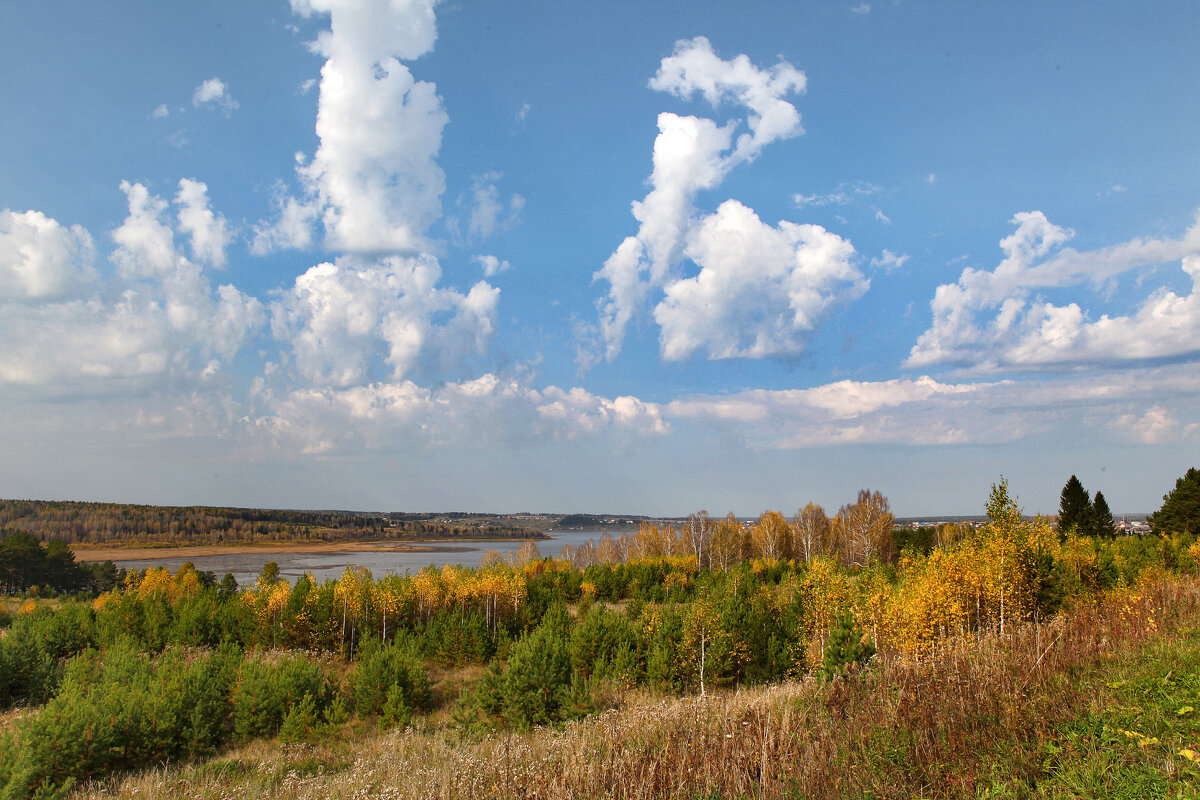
[472, 254, 511, 277]
[0, 210, 97, 299]
[250, 374, 668, 456]
[654, 200, 865, 360]
[907, 210, 1200, 373]
[870, 249, 909, 272]
[593, 37, 813, 363]
[256, 0, 448, 254]
[664, 366, 1200, 450]
[175, 179, 233, 268]
[270, 255, 498, 388]
[1109, 405, 1183, 444]
[0, 185, 263, 391]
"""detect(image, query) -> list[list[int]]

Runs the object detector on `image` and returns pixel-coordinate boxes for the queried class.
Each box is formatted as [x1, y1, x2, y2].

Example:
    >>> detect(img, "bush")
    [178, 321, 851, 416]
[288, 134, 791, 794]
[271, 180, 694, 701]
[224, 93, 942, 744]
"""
[352, 636, 431, 720]
[570, 604, 637, 681]
[497, 611, 574, 730]
[1, 640, 242, 798]
[378, 684, 412, 729]
[821, 615, 875, 680]
[420, 609, 495, 666]
[0, 611, 67, 707]
[233, 654, 334, 742]
[278, 693, 322, 743]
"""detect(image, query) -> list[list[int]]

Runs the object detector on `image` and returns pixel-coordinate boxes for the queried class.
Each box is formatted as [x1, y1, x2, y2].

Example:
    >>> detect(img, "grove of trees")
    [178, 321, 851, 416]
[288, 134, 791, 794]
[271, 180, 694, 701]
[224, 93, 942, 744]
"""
[0, 471, 1197, 798]
[1056, 475, 1117, 537]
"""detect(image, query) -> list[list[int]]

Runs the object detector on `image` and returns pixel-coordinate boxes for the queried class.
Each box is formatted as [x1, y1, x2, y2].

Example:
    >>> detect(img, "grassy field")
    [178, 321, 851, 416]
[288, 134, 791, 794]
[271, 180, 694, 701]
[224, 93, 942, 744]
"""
[71, 578, 1200, 800]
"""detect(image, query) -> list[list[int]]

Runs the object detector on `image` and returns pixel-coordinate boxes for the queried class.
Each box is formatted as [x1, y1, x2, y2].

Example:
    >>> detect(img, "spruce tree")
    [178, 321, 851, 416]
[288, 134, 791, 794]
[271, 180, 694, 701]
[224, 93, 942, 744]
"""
[1148, 467, 1200, 535]
[1092, 491, 1117, 538]
[1057, 475, 1092, 535]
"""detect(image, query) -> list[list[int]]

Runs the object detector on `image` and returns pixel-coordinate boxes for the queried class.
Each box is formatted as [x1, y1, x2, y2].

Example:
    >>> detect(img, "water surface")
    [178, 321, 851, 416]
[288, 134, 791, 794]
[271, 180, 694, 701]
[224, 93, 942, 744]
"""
[114, 530, 614, 587]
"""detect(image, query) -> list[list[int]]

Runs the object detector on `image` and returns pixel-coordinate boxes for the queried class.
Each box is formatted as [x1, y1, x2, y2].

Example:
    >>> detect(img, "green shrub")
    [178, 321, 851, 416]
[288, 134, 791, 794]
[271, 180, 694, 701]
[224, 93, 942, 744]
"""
[570, 604, 637, 681]
[323, 695, 349, 727]
[278, 693, 322, 743]
[233, 654, 333, 742]
[3, 640, 242, 798]
[352, 636, 430, 718]
[820, 614, 875, 680]
[0, 612, 64, 707]
[378, 684, 412, 729]
[497, 615, 574, 730]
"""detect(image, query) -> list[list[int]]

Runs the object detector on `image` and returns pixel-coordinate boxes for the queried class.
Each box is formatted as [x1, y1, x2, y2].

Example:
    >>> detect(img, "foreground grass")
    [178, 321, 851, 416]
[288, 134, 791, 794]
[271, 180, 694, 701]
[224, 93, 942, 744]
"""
[75, 579, 1200, 800]
[1016, 629, 1200, 799]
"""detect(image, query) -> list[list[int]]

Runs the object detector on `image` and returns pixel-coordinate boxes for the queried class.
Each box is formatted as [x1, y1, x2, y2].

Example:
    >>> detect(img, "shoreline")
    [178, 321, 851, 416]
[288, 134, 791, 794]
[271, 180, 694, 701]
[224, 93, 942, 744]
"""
[69, 539, 535, 563]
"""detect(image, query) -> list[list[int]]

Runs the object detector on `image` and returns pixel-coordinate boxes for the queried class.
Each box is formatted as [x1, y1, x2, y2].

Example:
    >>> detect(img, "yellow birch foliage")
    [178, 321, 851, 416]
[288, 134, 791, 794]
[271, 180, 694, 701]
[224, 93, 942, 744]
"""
[879, 482, 1063, 656]
[800, 555, 853, 664]
[887, 548, 973, 655]
[135, 567, 175, 599]
[679, 597, 749, 693]
[750, 511, 791, 560]
[851, 564, 895, 652]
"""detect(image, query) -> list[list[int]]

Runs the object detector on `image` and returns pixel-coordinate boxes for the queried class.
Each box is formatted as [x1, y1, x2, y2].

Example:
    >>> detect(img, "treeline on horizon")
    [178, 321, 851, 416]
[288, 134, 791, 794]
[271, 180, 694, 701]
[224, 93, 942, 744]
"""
[0, 499, 540, 548]
[0, 472, 1198, 798]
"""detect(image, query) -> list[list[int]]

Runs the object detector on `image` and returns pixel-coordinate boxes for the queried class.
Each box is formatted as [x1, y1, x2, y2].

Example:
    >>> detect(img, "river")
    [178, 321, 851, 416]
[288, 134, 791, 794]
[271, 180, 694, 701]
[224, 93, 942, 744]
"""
[112, 530, 618, 587]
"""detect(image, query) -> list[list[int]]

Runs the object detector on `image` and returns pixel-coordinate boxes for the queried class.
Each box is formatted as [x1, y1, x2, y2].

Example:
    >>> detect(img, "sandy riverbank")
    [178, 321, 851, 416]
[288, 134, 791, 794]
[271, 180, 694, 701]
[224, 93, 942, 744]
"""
[70, 540, 481, 563]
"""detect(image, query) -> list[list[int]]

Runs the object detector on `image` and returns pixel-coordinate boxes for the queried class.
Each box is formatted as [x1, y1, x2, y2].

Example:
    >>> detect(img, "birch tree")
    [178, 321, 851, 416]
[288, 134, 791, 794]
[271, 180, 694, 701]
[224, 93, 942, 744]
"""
[793, 502, 831, 563]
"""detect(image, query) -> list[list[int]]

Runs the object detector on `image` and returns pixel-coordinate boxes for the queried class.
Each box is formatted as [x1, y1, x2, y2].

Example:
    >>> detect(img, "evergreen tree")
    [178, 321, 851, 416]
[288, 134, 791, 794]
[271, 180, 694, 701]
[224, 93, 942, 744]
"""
[1057, 475, 1092, 535]
[1148, 467, 1200, 535]
[1091, 491, 1117, 538]
[498, 609, 574, 730]
[820, 615, 874, 680]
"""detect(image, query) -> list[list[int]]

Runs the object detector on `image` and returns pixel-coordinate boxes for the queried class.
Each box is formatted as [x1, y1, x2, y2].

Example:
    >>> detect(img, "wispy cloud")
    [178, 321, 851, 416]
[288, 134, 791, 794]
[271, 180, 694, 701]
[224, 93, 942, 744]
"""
[793, 180, 882, 209]
[870, 249, 909, 272]
[472, 254, 511, 277]
[192, 77, 239, 115]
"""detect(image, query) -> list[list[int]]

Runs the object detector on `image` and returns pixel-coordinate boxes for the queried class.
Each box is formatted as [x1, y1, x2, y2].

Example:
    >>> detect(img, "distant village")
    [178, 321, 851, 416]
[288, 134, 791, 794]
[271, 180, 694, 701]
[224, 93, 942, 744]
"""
[898, 516, 1151, 535]
[383, 511, 1157, 535]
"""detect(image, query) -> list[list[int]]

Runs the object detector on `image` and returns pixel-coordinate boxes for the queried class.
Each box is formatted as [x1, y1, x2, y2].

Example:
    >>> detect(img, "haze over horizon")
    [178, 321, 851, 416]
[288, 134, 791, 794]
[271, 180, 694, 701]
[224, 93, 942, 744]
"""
[2, 1, 1198, 518]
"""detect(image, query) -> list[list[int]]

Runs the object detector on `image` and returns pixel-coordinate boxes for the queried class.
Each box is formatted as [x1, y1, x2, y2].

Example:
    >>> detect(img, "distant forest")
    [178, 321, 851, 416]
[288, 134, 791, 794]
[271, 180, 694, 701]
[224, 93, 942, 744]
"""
[0, 500, 543, 547]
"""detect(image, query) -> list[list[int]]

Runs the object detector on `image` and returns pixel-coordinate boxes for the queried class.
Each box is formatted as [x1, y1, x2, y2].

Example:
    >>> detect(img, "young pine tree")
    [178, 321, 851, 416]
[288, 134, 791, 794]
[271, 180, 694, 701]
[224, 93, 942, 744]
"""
[820, 615, 874, 680]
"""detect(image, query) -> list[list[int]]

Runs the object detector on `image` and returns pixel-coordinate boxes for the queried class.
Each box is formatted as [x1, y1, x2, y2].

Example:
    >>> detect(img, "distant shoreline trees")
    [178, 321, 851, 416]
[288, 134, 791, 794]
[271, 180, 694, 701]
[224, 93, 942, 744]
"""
[0, 500, 542, 548]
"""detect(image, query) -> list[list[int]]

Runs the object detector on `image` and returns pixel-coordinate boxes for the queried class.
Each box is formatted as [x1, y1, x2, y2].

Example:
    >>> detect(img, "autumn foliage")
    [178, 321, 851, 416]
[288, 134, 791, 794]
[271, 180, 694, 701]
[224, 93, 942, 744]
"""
[0, 481, 1197, 798]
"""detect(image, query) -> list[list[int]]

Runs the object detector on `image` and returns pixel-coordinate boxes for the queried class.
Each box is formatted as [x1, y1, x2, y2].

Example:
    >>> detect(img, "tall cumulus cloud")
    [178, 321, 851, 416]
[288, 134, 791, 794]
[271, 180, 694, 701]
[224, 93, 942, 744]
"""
[591, 37, 864, 365]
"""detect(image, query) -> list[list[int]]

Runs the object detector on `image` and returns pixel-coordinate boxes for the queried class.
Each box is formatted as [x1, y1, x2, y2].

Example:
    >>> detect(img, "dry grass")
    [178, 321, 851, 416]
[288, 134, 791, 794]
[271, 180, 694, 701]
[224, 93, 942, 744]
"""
[75, 577, 1200, 800]
[0, 707, 37, 737]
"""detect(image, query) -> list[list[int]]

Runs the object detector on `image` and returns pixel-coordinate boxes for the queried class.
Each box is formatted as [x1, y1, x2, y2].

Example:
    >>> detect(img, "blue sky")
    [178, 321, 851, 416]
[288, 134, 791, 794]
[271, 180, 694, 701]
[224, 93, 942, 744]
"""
[2, 0, 1198, 517]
